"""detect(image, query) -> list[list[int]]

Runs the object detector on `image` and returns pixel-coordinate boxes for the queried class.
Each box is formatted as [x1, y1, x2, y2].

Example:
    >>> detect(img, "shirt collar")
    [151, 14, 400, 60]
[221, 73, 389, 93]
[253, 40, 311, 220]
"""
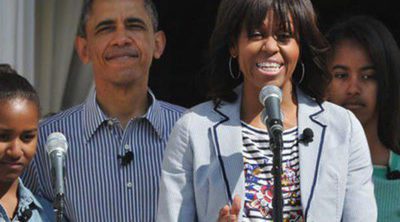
[0, 179, 43, 221]
[144, 89, 165, 139]
[83, 89, 109, 142]
[83, 89, 166, 141]
[17, 178, 43, 211]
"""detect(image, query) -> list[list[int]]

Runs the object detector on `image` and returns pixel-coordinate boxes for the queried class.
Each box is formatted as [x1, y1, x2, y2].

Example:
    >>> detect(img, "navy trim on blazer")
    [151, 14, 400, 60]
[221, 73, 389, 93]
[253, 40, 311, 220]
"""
[212, 102, 233, 204]
[304, 102, 327, 221]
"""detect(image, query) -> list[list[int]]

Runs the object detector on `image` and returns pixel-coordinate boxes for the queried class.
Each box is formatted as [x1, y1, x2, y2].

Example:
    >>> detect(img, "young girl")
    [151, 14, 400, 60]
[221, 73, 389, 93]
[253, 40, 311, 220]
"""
[326, 15, 400, 222]
[0, 64, 54, 221]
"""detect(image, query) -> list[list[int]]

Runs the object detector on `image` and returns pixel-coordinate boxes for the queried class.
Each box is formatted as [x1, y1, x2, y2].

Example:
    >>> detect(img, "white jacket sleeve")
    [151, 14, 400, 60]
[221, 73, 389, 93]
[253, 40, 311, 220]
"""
[342, 111, 377, 221]
[157, 114, 197, 222]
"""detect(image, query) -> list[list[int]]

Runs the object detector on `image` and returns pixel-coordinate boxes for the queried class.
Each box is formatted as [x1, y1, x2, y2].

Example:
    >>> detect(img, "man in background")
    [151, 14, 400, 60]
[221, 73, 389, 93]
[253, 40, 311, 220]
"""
[23, 0, 185, 221]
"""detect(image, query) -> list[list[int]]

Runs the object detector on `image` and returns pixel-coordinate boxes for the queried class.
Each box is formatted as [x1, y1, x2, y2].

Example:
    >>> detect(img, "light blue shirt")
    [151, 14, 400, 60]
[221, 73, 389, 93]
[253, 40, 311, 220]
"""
[22, 90, 185, 222]
[0, 179, 54, 222]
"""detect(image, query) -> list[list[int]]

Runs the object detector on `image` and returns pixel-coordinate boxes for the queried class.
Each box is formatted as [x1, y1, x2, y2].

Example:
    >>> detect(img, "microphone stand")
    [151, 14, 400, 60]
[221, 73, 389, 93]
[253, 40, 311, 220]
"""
[54, 193, 64, 222]
[268, 119, 283, 222]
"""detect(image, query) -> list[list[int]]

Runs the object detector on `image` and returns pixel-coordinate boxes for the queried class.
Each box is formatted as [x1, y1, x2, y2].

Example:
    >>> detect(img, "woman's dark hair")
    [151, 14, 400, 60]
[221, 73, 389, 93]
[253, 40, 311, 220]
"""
[0, 64, 41, 116]
[207, 0, 329, 103]
[325, 15, 400, 154]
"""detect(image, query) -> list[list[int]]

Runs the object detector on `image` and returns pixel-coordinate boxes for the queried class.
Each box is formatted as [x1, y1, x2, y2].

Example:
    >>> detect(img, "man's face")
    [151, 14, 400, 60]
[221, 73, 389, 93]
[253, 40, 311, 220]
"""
[76, 0, 165, 88]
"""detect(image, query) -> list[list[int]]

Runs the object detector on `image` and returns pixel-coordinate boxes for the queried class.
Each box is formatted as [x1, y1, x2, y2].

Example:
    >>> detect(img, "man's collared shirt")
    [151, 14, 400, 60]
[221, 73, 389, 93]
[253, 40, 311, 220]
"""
[22, 90, 185, 222]
[0, 179, 54, 222]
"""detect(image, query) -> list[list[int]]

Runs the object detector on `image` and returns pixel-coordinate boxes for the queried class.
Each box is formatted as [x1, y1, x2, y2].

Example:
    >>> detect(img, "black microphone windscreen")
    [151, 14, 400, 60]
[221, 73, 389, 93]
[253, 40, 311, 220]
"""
[18, 208, 32, 222]
[125, 151, 133, 161]
[303, 128, 314, 138]
[301, 128, 314, 144]
[119, 151, 133, 166]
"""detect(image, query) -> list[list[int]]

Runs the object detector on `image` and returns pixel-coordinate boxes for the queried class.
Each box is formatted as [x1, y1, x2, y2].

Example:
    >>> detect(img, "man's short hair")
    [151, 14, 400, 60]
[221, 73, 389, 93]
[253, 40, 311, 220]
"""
[77, 0, 159, 37]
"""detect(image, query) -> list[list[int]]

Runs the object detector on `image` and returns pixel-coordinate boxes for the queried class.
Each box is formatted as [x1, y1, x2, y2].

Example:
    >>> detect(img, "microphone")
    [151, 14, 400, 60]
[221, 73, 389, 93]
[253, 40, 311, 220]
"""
[118, 151, 133, 166]
[259, 85, 283, 136]
[299, 128, 314, 145]
[46, 132, 68, 222]
[259, 85, 284, 222]
[18, 207, 33, 222]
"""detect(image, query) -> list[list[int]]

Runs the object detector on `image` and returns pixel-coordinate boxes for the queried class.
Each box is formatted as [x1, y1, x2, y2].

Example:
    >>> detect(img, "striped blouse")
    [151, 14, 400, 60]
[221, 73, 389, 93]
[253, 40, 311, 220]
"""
[22, 90, 185, 222]
[241, 122, 303, 222]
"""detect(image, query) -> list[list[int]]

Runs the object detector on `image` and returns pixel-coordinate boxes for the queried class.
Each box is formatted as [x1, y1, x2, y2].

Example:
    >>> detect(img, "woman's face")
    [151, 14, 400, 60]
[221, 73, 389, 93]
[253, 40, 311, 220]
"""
[327, 39, 378, 126]
[231, 11, 300, 96]
[0, 98, 39, 184]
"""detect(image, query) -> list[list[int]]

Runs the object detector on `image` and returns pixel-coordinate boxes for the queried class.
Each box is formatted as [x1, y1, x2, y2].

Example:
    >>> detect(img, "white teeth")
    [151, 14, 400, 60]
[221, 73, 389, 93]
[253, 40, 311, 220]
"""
[256, 62, 281, 69]
[256, 62, 281, 73]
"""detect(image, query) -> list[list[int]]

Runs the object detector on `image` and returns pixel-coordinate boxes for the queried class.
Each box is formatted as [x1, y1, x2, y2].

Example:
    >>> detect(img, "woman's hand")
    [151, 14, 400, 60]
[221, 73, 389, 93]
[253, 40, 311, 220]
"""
[217, 195, 242, 222]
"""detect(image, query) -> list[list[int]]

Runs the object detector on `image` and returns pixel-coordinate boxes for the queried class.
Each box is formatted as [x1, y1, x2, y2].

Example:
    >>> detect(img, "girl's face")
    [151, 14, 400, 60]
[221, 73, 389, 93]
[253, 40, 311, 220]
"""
[327, 39, 378, 126]
[0, 98, 39, 184]
[231, 10, 300, 97]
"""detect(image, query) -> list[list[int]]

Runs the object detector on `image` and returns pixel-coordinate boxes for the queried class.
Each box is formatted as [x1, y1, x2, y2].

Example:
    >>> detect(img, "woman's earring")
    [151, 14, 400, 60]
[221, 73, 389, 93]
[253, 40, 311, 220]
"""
[229, 56, 241, 79]
[298, 62, 305, 84]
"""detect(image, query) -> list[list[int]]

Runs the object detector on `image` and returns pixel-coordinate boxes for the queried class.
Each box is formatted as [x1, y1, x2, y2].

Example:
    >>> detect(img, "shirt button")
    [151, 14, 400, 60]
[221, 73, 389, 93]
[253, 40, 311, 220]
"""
[107, 120, 114, 126]
[127, 182, 133, 188]
[124, 144, 131, 150]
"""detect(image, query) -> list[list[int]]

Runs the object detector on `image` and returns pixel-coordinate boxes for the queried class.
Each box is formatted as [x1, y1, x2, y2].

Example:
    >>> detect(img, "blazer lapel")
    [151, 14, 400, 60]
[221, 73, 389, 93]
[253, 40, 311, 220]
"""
[210, 94, 245, 205]
[297, 89, 327, 220]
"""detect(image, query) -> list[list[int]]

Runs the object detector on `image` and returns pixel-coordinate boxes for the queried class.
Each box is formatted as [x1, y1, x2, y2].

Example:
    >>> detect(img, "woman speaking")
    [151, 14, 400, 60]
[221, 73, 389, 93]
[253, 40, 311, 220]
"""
[157, 0, 377, 221]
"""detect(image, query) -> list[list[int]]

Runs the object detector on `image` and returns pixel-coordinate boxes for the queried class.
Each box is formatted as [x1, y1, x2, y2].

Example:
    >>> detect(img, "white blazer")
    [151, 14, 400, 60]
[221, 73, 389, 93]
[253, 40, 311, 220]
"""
[157, 87, 377, 222]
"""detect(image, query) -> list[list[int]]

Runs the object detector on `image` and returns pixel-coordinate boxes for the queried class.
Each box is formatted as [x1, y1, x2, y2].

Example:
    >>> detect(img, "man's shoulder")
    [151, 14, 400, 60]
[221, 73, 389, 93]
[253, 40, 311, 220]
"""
[39, 103, 85, 129]
[157, 100, 186, 116]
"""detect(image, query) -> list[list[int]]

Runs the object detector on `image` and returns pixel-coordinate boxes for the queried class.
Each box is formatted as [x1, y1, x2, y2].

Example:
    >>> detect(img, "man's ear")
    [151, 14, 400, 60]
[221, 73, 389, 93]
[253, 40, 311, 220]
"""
[75, 36, 90, 64]
[153, 31, 166, 59]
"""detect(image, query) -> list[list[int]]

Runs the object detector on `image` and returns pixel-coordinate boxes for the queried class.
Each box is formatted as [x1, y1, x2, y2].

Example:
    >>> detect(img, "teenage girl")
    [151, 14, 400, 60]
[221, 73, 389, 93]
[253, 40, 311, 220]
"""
[0, 64, 54, 222]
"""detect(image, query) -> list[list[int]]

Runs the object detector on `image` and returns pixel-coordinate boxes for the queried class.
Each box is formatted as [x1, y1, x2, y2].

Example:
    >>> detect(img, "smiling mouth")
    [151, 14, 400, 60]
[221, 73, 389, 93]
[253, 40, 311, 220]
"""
[256, 62, 283, 74]
[105, 53, 138, 61]
[105, 48, 139, 61]
[0, 161, 23, 169]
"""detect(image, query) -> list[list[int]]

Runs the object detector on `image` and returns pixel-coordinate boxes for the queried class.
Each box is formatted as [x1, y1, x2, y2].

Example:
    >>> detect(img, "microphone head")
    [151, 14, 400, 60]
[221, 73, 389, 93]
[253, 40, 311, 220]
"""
[46, 132, 68, 155]
[258, 85, 282, 106]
